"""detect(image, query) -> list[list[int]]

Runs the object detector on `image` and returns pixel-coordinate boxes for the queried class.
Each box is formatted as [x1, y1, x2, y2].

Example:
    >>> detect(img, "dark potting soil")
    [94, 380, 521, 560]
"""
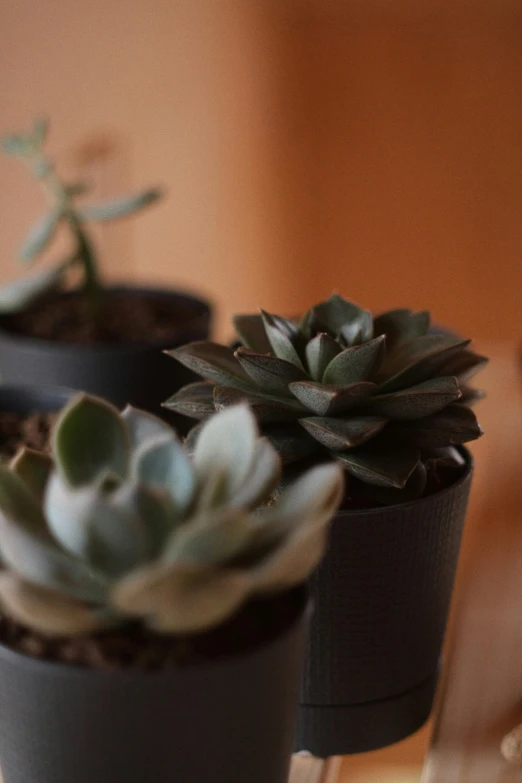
[0, 588, 303, 671]
[0, 290, 197, 345]
[0, 411, 56, 460]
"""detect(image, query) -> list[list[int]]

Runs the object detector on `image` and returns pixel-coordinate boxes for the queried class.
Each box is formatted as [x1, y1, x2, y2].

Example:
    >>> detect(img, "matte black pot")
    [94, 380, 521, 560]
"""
[0, 593, 309, 783]
[297, 455, 473, 757]
[0, 286, 211, 433]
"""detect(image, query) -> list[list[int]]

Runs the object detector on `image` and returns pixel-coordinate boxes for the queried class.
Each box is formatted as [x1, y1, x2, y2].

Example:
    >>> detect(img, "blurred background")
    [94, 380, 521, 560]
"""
[1, 0, 521, 339]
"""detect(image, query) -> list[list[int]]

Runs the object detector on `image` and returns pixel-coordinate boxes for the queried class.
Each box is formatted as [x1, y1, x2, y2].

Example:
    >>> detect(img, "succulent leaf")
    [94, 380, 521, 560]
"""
[365, 376, 461, 420]
[322, 335, 385, 385]
[372, 308, 430, 349]
[264, 426, 319, 464]
[19, 208, 62, 264]
[193, 405, 257, 498]
[260, 311, 305, 370]
[336, 442, 419, 488]
[396, 404, 483, 448]
[111, 563, 251, 634]
[214, 385, 307, 424]
[233, 313, 273, 353]
[305, 333, 342, 381]
[0, 574, 110, 637]
[162, 382, 215, 420]
[235, 348, 307, 395]
[10, 448, 52, 502]
[131, 436, 194, 512]
[53, 395, 129, 486]
[162, 510, 253, 566]
[376, 335, 470, 392]
[289, 380, 377, 416]
[122, 405, 175, 448]
[167, 342, 251, 389]
[299, 416, 387, 451]
[78, 188, 162, 222]
[437, 350, 488, 383]
[308, 294, 372, 344]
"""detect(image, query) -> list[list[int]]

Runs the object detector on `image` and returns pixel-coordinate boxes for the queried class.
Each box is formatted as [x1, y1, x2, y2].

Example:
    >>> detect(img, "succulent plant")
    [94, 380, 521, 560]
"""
[1, 119, 161, 314]
[0, 394, 343, 637]
[165, 294, 486, 501]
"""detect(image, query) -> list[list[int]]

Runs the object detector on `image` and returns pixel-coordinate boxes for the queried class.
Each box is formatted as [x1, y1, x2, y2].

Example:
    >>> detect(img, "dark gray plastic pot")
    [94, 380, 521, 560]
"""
[297, 454, 473, 757]
[0, 286, 211, 434]
[0, 384, 73, 417]
[0, 593, 310, 783]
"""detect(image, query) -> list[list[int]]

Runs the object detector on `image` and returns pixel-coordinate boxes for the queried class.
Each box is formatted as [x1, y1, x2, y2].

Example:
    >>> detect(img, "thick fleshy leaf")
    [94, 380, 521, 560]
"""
[235, 348, 307, 395]
[0, 575, 109, 637]
[252, 527, 328, 591]
[53, 395, 129, 486]
[289, 380, 377, 416]
[456, 386, 485, 406]
[132, 436, 195, 512]
[376, 335, 470, 392]
[162, 382, 216, 420]
[78, 188, 162, 222]
[0, 471, 108, 600]
[10, 448, 52, 502]
[372, 309, 430, 349]
[214, 385, 306, 424]
[260, 311, 305, 370]
[0, 263, 67, 315]
[265, 426, 319, 464]
[396, 404, 483, 448]
[309, 294, 373, 345]
[162, 510, 253, 566]
[269, 463, 344, 532]
[2, 134, 27, 156]
[111, 563, 251, 633]
[305, 333, 342, 381]
[365, 376, 461, 420]
[437, 350, 488, 383]
[322, 335, 385, 385]
[233, 314, 272, 353]
[122, 405, 176, 448]
[167, 342, 251, 389]
[79, 484, 154, 578]
[19, 208, 62, 264]
[336, 442, 420, 488]
[299, 416, 387, 451]
[45, 473, 102, 558]
[194, 405, 257, 498]
[31, 118, 49, 147]
[229, 437, 281, 509]
[358, 461, 428, 505]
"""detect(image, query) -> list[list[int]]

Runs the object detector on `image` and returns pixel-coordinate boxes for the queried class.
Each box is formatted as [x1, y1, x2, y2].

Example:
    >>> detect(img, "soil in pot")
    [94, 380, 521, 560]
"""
[0, 588, 304, 671]
[0, 411, 55, 459]
[0, 290, 197, 345]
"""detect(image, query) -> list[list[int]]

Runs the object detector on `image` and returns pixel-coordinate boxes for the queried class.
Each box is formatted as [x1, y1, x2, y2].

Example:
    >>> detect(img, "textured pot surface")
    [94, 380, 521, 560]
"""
[0, 594, 309, 783]
[298, 456, 473, 756]
[0, 286, 211, 430]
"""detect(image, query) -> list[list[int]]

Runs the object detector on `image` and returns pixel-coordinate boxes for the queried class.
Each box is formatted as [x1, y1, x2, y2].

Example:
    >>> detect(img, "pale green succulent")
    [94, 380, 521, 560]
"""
[165, 294, 486, 501]
[0, 395, 343, 637]
[0, 119, 161, 314]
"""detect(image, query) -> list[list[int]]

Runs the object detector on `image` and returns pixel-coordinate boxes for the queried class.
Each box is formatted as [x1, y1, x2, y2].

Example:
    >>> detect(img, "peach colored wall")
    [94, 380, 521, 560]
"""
[1, 0, 522, 340]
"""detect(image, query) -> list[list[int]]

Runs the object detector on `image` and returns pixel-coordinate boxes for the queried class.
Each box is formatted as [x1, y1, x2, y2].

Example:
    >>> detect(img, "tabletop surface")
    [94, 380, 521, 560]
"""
[289, 341, 522, 782]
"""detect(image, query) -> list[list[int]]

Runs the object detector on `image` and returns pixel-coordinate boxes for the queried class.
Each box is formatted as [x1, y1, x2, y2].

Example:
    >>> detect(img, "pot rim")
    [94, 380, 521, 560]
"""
[0, 284, 212, 356]
[334, 446, 473, 519]
[0, 587, 311, 681]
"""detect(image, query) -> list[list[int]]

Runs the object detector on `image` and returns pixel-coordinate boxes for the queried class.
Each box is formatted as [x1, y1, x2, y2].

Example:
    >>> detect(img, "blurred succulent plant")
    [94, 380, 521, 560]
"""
[165, 294, 486, 501]
[0, 394, 343, 637]
[0, 119, 161, 314]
